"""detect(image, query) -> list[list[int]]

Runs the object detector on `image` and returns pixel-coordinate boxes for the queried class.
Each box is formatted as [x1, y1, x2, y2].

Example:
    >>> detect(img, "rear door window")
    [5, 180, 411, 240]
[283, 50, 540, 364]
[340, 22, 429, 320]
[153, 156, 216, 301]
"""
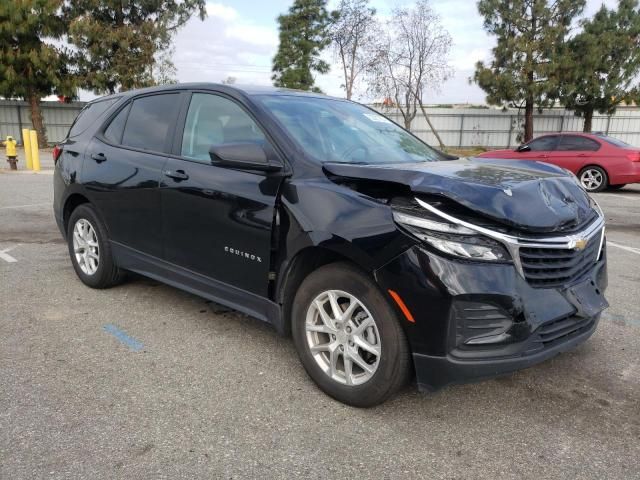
[68, 98, 118, 138]
[557, 135, 600, 151]
[122, 94, 180, 152]
[527, 136, 559, 151]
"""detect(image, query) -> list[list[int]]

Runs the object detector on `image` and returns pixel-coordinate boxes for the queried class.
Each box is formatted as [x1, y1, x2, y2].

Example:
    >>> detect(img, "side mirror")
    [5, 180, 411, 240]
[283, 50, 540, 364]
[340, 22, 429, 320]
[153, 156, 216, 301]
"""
[516, 144, 530, 152]
[209, 142, 282, 172]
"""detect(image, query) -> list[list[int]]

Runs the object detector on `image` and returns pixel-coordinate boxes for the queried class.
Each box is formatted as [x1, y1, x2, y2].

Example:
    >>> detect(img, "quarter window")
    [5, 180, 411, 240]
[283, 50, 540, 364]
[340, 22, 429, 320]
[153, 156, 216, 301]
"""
[68, 98, 118, 138]
[556, 135, 600, 151]
[181, 93, 266, 162]
[121, 94, 180, 152]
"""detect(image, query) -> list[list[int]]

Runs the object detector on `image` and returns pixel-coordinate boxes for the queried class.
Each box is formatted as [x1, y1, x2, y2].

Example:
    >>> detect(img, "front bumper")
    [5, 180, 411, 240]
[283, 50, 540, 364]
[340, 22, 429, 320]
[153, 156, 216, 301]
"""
[413, 314, 599, 391]
[374, 243, 608, 391]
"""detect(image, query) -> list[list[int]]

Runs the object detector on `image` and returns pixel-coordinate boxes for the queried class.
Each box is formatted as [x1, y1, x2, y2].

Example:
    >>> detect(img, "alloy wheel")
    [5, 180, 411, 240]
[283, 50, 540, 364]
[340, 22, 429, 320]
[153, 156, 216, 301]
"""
[305, 290, 381, 386]
[72, 218, 100, 275]
[579, 168, 604, 191]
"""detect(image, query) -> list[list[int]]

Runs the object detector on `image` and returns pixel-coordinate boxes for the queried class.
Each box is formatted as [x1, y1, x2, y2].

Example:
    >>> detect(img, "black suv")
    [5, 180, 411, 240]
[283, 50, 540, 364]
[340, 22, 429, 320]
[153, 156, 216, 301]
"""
[54, 84, 608, 407]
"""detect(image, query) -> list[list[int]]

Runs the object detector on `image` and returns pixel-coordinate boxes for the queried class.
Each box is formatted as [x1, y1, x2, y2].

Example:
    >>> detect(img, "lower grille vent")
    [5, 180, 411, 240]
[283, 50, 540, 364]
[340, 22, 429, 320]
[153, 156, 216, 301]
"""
[531, 315, 596, 349]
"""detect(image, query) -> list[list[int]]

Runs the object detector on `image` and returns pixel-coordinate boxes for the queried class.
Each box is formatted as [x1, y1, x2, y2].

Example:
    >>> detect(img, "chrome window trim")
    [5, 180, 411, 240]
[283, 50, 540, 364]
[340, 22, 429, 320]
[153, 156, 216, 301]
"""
[414, 197, 606, 279]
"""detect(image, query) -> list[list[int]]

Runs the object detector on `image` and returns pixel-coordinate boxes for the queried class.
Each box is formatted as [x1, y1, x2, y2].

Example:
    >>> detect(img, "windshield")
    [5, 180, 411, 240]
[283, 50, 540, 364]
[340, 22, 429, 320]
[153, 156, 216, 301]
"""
[257, 95, 446, 164]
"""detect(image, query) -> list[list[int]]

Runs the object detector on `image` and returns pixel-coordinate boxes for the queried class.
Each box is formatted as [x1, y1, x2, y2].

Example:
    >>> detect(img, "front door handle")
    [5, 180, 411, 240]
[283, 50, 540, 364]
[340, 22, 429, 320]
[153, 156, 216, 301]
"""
[164, 169, 189, 181]
[91, 153, 107, 163]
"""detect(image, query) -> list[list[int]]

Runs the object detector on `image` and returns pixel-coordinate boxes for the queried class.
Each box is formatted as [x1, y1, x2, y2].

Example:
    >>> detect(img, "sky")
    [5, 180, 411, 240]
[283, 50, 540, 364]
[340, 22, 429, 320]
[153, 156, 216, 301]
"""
[85, 0, 620, 103]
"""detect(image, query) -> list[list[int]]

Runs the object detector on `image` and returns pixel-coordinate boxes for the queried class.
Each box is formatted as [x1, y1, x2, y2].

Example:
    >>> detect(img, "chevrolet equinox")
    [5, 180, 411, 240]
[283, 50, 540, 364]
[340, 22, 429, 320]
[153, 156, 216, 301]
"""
[53, 84, 609, 407]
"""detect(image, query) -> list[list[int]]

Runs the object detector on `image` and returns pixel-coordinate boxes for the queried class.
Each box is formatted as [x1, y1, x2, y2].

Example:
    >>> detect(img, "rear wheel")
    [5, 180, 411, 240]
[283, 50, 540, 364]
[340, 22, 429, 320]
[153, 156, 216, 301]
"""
[67, 204, 125, 289]
[291, 262, 410, 407]
[578, 166, 608, 192]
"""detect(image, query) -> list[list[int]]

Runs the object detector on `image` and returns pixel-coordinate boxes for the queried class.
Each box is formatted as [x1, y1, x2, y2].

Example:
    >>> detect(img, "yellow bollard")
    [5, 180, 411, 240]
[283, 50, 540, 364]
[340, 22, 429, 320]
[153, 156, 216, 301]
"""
[29, 130, 40, 172]
[22, 128, 33, 170]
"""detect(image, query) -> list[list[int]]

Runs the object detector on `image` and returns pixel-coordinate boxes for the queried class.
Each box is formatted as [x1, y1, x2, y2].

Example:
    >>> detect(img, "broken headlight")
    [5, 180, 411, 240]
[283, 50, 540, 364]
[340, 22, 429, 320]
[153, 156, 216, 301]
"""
[392, 210, 510, 262]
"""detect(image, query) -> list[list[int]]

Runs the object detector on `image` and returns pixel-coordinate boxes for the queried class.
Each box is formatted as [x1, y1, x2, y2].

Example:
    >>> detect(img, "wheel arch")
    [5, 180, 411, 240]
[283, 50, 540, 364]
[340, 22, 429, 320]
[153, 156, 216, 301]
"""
[63, 193, 91, 233]
[578, 163, 610, 178]
[275, 246, 367, 336]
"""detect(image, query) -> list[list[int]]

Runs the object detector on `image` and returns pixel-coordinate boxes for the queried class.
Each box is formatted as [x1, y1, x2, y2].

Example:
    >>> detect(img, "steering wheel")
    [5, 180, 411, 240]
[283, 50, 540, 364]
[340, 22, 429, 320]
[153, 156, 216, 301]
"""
[339, 144, 370, 161]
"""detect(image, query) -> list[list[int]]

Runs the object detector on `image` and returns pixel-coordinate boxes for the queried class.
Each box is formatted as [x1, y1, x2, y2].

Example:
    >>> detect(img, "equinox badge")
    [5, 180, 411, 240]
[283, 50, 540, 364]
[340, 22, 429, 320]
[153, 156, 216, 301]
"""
[224, 246, 262, 263]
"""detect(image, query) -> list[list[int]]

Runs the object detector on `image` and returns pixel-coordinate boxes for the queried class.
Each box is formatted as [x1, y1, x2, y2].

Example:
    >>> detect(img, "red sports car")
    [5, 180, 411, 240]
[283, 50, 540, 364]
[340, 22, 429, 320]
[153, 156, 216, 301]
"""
[477, 132, 640, 192]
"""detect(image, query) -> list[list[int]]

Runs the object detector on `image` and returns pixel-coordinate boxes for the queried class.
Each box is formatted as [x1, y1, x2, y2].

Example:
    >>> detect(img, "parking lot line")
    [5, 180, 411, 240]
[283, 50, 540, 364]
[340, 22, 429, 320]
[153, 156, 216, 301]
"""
[0, 202, 50, 210]
[608, 241, 640, 255]
[103, 324, 144, 352]
[0, 245, 18, 263]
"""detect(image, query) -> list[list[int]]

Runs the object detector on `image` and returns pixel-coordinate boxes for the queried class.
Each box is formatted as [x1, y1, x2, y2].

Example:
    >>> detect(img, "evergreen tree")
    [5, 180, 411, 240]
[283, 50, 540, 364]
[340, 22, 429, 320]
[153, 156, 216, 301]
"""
[559, 0, 640, 132]
[474, 0, 585, 142]
[65, 0, 206, 94]
[0, 0, 75, 145]
[272, 0, 332, 92]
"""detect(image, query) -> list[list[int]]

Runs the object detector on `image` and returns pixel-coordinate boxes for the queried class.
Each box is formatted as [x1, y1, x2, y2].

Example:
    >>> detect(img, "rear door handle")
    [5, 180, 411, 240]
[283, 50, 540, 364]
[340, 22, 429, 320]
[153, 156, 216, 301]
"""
[164, 169, 189, 181]
[91, 153, 107, 163]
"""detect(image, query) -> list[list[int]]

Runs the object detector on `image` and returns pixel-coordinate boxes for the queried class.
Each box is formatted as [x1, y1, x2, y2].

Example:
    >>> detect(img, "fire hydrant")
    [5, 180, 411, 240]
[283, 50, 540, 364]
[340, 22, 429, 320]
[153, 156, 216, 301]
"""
[3, 135, 18, 170]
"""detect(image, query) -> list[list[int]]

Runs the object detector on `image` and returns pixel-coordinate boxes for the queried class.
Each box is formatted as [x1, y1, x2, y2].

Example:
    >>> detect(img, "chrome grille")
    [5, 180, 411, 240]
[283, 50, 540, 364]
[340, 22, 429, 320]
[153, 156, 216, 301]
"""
[519, 229, 602, 288]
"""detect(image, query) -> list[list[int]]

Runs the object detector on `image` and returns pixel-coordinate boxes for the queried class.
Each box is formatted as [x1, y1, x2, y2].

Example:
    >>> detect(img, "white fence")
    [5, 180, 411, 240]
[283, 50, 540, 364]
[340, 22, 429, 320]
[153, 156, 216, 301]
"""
[371, 106, 640, 149]
[1, 99, 640, 148]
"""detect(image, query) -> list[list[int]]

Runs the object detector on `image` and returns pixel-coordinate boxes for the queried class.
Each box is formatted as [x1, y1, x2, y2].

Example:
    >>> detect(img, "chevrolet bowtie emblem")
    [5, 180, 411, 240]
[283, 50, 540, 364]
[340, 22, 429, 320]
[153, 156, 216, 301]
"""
[573, 238, 588, 251]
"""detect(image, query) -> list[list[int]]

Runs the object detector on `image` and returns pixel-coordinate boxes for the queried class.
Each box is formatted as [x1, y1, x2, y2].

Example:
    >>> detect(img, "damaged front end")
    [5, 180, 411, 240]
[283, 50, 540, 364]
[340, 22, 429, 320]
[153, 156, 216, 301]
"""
[323, 159, 609, 390]
[391, 194, 606, 289]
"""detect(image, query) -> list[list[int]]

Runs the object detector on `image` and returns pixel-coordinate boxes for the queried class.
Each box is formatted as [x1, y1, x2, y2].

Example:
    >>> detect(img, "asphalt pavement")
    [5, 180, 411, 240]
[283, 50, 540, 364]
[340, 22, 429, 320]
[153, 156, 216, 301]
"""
[1, 161, 639, 479]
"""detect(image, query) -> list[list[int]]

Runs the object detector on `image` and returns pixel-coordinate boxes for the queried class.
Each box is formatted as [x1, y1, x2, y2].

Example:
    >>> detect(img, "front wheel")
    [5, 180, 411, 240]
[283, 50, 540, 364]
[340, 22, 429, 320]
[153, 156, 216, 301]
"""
[291, 263, 411, 407]
[579, 166, 608, 192]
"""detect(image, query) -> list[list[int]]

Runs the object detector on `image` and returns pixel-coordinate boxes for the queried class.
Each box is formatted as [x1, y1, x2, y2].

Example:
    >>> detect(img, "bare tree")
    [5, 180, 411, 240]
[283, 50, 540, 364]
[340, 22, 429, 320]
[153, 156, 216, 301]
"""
[222, 76, 237, 85]
[367, 0, 452, 145]
[329, 0, 377, 100]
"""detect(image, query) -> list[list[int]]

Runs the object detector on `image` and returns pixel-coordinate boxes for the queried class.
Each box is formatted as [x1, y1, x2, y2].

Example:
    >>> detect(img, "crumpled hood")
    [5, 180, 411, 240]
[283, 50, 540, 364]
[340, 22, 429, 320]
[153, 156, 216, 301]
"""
[323, 158, 595, 232]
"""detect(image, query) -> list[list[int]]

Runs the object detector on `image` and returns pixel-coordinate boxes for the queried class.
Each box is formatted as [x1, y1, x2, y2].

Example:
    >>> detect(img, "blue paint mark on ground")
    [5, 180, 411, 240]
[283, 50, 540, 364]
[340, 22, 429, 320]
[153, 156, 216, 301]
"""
[601, 312, 640, 328]
[103, 324, 144, 352]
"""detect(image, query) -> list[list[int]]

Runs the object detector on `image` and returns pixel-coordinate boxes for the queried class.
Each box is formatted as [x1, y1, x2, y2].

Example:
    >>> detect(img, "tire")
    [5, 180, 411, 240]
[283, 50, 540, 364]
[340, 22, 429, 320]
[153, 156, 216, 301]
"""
[578, 166, 608, 192]
[608, 184, 626, 190]
[67, 204, 125, 289]
[291, 262, 411, 407]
